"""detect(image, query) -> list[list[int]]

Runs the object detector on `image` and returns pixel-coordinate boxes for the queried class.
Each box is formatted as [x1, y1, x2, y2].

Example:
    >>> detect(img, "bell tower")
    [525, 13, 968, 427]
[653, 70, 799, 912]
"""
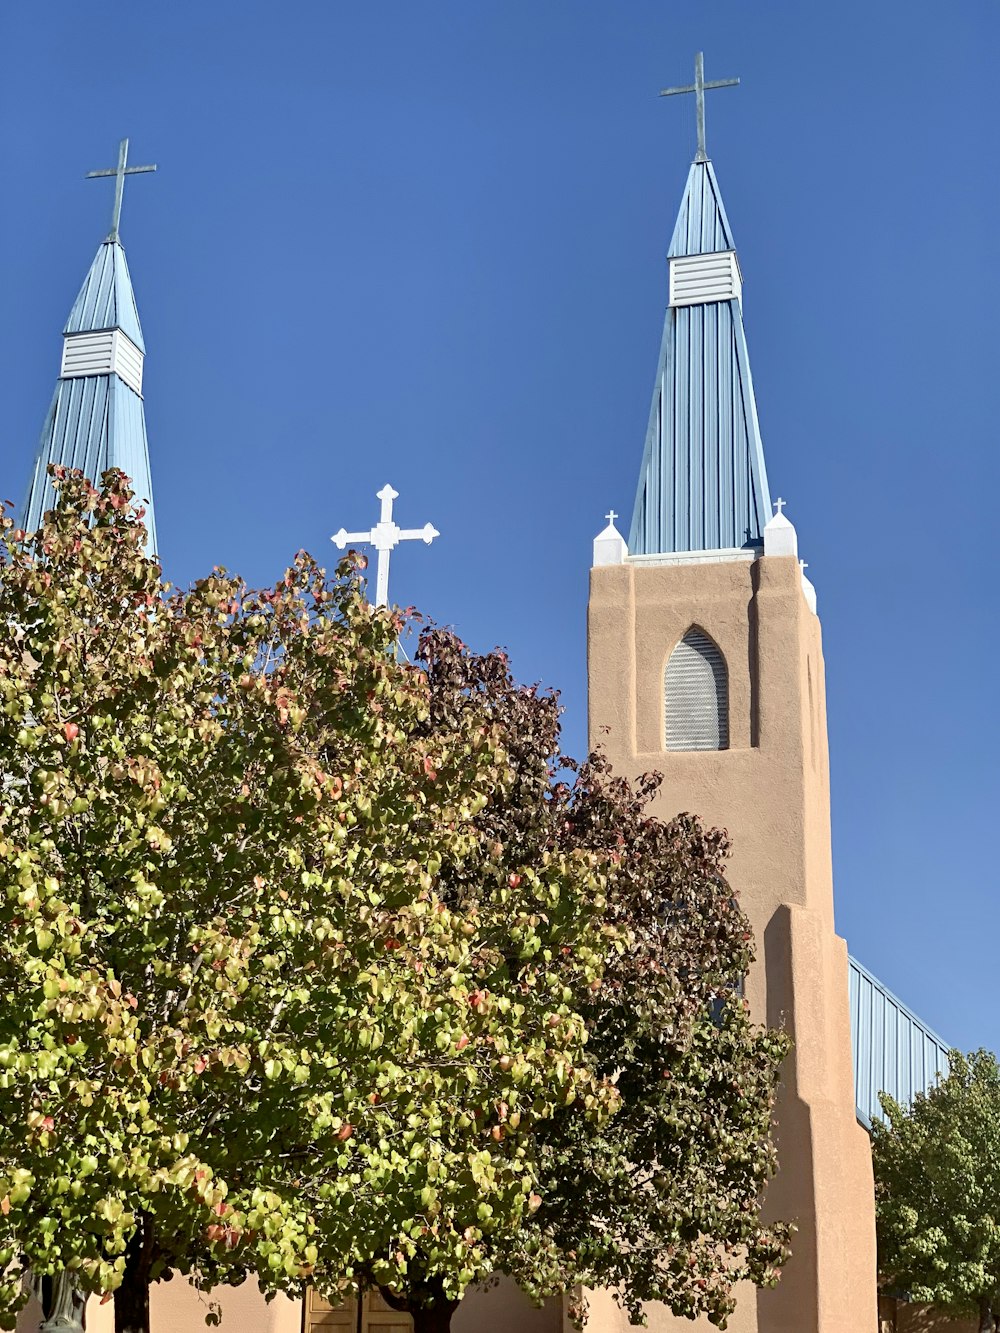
[587, 65, 877, 1333]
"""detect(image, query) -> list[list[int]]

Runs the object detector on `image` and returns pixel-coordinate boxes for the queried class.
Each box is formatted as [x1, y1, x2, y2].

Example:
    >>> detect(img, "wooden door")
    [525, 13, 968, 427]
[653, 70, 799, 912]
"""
[363, 1288, 413, 1333]
[305, 1287, 413, 1333]
[304, 1287, 356, 1331]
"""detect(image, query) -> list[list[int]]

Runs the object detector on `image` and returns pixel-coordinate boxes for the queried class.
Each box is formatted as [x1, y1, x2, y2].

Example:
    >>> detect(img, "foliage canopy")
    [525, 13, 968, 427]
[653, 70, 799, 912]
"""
[0, 470, 615, 1330]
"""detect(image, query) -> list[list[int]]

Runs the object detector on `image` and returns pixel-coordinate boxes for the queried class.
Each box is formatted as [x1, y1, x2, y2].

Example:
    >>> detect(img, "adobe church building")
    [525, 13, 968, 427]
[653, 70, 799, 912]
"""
[11, 66, 965, 1333]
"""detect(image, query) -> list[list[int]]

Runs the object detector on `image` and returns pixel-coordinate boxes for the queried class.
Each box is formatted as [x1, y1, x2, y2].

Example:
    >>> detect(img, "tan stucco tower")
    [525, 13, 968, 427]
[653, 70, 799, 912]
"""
[586, 146, 878, 1331]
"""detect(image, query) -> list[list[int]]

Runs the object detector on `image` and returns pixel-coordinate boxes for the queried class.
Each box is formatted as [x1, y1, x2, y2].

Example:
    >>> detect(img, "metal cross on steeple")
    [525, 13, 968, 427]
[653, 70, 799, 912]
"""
[86, 138, 157, 242]
[660, 52, 739, 164]
[332, 484, 439, 607]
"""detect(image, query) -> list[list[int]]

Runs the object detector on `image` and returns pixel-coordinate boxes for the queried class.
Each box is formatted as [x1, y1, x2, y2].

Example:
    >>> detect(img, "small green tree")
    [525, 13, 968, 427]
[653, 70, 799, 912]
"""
[324, 632, 790, 1332]
[872, 1049, 1000, 1333]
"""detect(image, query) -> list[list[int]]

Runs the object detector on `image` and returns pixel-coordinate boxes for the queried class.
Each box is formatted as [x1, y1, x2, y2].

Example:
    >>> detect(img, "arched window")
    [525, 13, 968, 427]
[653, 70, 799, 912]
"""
[664, 628, 729, 751]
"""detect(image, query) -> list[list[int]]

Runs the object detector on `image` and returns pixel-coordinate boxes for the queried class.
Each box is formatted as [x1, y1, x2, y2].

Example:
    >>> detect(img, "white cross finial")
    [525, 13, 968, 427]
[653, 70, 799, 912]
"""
[332, 484, 439, 607]
[799, 559, 808, 572]
[773, 497, 786, 515]
[605, 509, 618, 525]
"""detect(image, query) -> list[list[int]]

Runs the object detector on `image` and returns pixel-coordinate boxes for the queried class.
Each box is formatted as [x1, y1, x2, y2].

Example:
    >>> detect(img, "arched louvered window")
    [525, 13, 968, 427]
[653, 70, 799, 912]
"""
[664, 629, 728, 751]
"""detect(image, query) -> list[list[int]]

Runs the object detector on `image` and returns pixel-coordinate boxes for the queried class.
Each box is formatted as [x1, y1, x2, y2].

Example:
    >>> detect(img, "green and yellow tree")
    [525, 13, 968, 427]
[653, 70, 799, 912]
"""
[0, 470, 616, 1332]
[873, 1049, 1000, 1333]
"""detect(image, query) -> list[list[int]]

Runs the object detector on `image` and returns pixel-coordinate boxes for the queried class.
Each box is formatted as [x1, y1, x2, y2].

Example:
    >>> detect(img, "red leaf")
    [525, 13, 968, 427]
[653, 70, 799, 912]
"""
[337, 1124, 354, 1141]
[423, 755, 437, 781]
[63, 722, 79, 743]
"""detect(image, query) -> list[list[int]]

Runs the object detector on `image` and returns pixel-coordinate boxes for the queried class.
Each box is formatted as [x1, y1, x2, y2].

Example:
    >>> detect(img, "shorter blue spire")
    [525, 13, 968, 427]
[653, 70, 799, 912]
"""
[629, 160, 770, 556]
[21, 236, 157, 554]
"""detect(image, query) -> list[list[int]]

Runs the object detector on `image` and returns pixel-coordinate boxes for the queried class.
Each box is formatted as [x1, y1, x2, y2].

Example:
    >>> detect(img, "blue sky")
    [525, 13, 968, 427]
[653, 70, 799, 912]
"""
[2, 2, 997, 1054]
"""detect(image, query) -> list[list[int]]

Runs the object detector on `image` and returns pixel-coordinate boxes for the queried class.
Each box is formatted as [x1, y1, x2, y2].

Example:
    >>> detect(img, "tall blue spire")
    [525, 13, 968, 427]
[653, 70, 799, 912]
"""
[21, 146, 157, 554]
[628, 158, 770, 556]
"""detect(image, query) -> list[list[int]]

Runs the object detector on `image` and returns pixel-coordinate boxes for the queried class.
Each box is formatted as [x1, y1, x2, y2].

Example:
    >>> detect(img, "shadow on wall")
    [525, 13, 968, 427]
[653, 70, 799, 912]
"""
[756, 906, 820, 1333]
[879, 1295, 978, 1332]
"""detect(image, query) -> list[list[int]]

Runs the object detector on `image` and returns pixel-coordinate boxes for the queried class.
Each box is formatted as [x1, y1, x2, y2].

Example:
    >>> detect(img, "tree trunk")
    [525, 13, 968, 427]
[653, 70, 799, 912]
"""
[410, 1301, 458, 1333]
[979, 1298, 993, 1333]
[114, 1218, 154, 1333]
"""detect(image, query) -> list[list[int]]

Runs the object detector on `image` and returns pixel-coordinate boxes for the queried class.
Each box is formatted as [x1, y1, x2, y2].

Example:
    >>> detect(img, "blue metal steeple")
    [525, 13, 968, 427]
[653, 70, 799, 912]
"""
[21, 140, 157, 554]
[628, 156, 771, 556]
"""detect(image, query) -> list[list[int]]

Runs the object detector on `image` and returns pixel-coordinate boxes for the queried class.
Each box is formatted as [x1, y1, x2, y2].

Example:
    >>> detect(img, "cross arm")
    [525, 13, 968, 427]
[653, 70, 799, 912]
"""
[331, 528, 373, 549]
[660, 77, 738, 96]
[85, 165, 157, 178]
[396, 524, 440, 545]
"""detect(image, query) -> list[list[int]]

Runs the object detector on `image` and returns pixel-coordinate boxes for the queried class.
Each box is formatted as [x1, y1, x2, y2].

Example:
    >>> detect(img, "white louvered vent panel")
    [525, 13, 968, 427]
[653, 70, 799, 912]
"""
[61, 330, 115, 378]
[61, 330, 144, 395]
[664, 630, 729, 751]
[669, 250, 741, 308]
[112, 332, 144, 395]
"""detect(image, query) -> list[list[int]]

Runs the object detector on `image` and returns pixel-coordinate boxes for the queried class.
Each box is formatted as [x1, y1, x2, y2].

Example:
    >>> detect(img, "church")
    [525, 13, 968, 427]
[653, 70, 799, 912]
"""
[11, 61, 963, 1333]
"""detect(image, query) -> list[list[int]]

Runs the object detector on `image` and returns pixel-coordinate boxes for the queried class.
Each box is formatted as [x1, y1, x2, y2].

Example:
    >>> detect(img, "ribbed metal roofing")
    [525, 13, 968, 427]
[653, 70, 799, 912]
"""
[628, 160, 770, 555]
[849, 955, 952, 1130]
[21, 237, 156, 554]
[64, 240, 144, 351]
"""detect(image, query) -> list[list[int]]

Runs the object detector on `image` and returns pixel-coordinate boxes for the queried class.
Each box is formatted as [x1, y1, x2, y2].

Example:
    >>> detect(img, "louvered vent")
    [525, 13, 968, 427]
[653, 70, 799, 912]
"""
[61, 330, 115, 378]
[664, 629, 728, 751]
[669, 250, 741, 308]
[61, 329, 144, 396]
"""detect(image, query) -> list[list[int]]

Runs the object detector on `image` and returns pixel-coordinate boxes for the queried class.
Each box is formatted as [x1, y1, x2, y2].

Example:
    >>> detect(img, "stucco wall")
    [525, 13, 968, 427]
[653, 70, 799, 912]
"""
[16, 1274, 559, 1333]
[15, 1278, 301, 1333]
[587, 552, 878, 1333]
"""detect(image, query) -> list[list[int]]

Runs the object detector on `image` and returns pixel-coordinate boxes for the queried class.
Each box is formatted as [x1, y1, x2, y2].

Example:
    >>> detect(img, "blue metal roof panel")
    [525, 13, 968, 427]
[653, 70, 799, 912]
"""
[849, 955, 951, 1130]
[21, 374, 157, 556]
[629, 161, 770, 556]
[63, 240, 144, 351]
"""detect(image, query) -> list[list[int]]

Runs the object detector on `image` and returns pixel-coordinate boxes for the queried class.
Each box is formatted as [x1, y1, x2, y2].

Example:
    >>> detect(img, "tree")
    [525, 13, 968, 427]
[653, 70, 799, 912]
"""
[0, 470, 618, 1333]
[309, 631, 790, 1331]
[872, 1049, 1000, 1333]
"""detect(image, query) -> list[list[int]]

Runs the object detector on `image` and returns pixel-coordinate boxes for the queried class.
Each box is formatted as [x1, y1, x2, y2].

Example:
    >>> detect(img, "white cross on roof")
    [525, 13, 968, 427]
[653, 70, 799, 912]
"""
[332, 484, 439, 607]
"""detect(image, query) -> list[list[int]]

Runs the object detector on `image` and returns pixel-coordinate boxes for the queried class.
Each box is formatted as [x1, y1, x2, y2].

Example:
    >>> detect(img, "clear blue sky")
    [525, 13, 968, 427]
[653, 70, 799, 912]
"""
[2, 3, 998, 1054]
